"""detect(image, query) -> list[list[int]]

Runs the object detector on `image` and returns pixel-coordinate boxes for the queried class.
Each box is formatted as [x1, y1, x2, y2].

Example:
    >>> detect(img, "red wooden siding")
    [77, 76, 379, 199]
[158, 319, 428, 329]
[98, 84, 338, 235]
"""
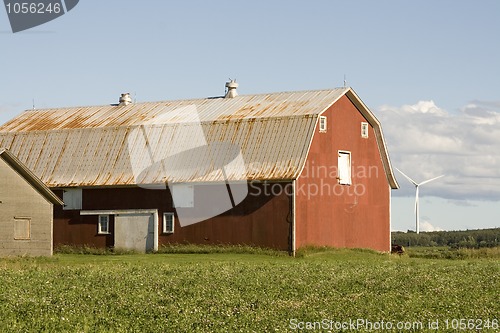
[295, 95, 391, 252]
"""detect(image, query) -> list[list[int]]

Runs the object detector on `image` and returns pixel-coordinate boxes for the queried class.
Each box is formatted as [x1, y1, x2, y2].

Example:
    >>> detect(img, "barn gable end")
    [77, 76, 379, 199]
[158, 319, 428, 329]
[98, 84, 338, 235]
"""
[295, 95, 394, 252]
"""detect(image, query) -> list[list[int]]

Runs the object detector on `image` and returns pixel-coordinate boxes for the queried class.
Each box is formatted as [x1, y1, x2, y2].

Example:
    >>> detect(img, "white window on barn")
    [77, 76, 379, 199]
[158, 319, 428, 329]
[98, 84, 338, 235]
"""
[98, 215, 110, 234]
[13, 217, 31, 240]
[338, 151, 352, 185]
[63, 188, 82, 210]
[361, 122, 369, 138]
[171, 184, 194, 208]
[319, 116, 327, 132]
[163, 213, 175, 234]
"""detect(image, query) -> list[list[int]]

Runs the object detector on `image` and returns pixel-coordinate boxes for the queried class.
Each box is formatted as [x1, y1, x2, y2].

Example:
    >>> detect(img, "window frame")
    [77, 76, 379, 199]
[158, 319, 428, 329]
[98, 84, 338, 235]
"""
[361, 122, 369, 138]
[13, 217, 31, 240]
[163, 212, 175, 234]
[98, 214, 110, 235]
[319, 116, 327, 132]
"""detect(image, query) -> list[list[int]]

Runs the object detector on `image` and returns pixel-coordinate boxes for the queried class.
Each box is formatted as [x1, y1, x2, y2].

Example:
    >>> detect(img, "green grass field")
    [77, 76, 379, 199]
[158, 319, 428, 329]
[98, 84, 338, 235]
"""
[0, 247, 498, 332]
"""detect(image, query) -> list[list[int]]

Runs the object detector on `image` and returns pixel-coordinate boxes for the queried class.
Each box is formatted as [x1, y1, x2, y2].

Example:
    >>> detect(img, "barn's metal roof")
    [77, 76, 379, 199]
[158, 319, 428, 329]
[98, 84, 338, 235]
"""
[0, 89, 347, 132]
[0, 88, 398, 189]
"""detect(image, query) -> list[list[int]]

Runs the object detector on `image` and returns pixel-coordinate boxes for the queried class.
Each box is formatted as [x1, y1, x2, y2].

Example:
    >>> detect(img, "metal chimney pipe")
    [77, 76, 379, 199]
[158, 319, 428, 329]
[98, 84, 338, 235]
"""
[225, 79, 238, 98]
[118, 93, 132, 106]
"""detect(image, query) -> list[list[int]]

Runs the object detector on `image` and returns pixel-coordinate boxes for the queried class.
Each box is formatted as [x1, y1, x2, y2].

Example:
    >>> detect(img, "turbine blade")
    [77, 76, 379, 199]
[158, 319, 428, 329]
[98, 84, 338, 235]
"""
[420, 175, 444, 186]
[395, 168, 418, 186]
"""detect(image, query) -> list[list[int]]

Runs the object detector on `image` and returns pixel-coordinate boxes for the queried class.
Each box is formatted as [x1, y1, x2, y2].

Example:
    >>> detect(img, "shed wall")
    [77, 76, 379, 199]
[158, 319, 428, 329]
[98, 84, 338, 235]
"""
[0, 159, 53, 256]
[295, 95, 391, 252]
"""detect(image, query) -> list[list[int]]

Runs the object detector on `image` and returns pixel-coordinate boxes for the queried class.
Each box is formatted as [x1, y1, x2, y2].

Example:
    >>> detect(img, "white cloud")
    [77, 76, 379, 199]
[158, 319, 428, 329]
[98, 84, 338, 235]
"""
[400, 100, 447, 116]
[377, 100, 500, 201]
[419, 220, 443, 232]
[462, 101, 500, 125]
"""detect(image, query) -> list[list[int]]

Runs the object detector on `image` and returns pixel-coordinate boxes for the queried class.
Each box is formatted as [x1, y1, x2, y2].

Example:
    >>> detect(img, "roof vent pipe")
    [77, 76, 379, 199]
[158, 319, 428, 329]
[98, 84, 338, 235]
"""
[118, 93, 132, 106]
[225, 79, 238, 98]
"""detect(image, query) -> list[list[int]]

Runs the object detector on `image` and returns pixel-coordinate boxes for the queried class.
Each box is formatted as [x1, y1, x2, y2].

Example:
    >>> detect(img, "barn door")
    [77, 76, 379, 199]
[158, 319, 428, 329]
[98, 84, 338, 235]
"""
[114, 213, 155, 252]
[338, 151, 352, 185]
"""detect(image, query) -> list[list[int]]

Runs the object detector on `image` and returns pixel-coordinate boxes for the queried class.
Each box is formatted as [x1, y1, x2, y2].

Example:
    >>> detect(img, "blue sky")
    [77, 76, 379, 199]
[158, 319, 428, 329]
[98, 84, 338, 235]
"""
[1, 1, 499, 231]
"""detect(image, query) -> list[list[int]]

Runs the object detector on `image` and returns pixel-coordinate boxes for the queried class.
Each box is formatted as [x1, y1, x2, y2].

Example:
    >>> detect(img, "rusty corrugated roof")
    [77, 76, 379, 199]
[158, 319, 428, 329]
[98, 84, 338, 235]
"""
[0, 89, 346, 132]
[0, 88, 398, 188]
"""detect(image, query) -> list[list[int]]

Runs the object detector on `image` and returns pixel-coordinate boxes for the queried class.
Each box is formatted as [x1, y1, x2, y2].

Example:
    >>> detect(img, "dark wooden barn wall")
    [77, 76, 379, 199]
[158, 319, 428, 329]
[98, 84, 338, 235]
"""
[295, 95, 391, 252]
[52, 182, 292, 251]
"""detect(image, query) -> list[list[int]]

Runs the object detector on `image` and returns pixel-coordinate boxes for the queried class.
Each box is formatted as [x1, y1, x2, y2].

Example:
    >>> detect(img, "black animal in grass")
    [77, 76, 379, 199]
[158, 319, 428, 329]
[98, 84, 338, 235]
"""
[391, 244, 405, 255]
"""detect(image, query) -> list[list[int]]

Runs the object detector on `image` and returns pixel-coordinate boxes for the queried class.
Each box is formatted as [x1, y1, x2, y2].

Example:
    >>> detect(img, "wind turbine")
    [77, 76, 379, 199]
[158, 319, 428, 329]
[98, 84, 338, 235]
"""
[396, 168, 444, 234]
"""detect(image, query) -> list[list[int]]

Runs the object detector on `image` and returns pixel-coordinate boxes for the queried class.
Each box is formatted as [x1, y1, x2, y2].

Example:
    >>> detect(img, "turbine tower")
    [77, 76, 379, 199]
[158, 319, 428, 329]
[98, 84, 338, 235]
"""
[396, 168, 444, 234]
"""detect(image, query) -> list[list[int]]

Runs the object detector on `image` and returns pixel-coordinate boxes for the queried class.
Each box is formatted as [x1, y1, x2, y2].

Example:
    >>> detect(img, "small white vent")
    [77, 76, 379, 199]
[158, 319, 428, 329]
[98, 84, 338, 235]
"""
[225, 79, 238, 98]
[118, 93, 132, 106]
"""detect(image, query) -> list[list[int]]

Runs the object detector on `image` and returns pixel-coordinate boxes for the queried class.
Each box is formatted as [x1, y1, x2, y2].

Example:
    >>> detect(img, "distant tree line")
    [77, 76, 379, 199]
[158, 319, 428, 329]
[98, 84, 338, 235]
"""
[392, 228, 500, 248]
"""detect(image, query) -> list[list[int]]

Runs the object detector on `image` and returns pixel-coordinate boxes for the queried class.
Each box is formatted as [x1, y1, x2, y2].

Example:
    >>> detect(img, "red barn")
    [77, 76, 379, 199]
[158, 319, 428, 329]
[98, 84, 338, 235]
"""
[0, 86, 398, 253]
